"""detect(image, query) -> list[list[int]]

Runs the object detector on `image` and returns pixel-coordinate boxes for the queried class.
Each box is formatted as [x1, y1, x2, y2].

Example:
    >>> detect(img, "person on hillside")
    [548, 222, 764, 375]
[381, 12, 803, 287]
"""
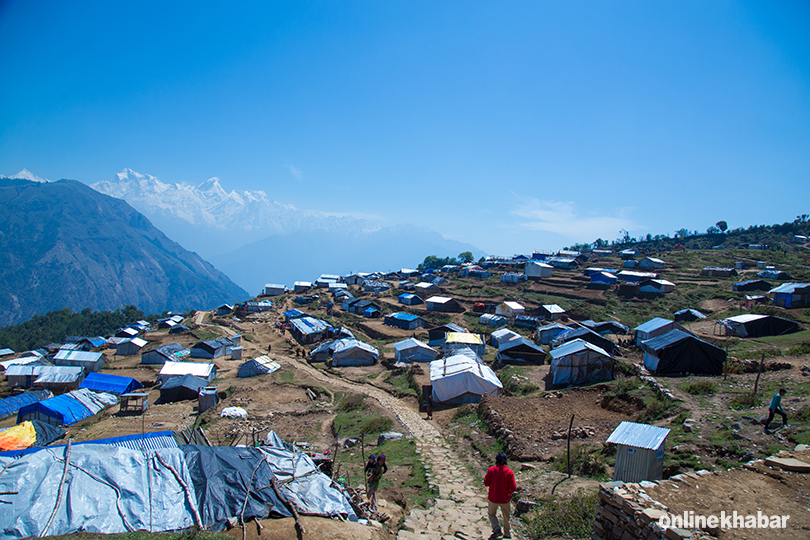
[764, 388, 789, 431]
[364, 454, 377, 477]
[425, 393, 434, 421]
[484, 451, 517, 539]
[367, 454, 387, 510]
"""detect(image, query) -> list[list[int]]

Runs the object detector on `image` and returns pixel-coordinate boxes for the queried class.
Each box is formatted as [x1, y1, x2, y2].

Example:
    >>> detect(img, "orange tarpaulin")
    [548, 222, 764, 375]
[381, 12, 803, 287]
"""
[0, 421, 37, 451]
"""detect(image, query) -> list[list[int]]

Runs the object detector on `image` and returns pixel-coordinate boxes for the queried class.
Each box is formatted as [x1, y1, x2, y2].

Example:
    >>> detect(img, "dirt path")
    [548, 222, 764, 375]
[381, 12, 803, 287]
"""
[285, 359, 492, 539]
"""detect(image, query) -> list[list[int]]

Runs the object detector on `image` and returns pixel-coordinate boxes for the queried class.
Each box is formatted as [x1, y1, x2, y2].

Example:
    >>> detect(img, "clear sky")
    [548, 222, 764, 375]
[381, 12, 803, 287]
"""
[1, 1, 808, 256]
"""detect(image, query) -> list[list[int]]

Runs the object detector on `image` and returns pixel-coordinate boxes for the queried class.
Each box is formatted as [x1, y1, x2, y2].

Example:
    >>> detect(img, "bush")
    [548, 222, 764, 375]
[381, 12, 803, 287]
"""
[729, 393, 762, 410]
[637, 400, 677, 423]
[787, 341, 810, 356]
[550, 445, 607, 479]
[523, 490, 599, 539]
[684, 380, 717, 395]
[337, 394, 365, 412]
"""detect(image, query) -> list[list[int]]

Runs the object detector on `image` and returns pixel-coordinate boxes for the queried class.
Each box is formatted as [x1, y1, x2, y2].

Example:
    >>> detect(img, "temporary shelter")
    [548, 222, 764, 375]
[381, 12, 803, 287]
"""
[430, 348, 502, 404]
[732, 279, 772, 292]
[52, 350, 105, 373]
[443, 332, 486, 357]
[398, 293, 423, 305]
[640, 329, 726, 375]
[0, 420, 65, 451]
[0, 355, 49, 372]
[590, 272, 617, 286]
[607, 421, 670, 483]
[497, 338, 546, 365]
[490, 328, 521, 347]
[0, 433, 356, 538]
[426, 296, 462, 313]
[190, 338, 232, 359]
[584, 267, 618, 277]
[289, 316, 332, 344]
[159, 374, 208, 402]
[0, 390, 52, 420]
[384, 312, 425, 330]
[639, 279, 675, 294]
[310, 339, 379, 366]
[427, 323, 468, 346]
[719, 314, 800, 338]
[769, 283, 810, 308]
[525, 261, 553, 279]
[17, 389, 118, 426]
[584, 321, 630, 336]
[501, 272, 528, 284]
[198, 387, 218, 413]
[634, 318, 689, 346]
[393, 338, 438, 363]
[617, 270, 658, 282]
[6, 366, 84, 391]
[701, 267, 737, 277]
[169, 324, 191, 334]
[237, 356, 281, 378]
[549, 339, 614, 386]
[536, 323, 571, 345]
[479, 313, 509, 327]
[638, 257, 665, 269]
[141, 343, 190, 365]
[553, 327, 617, 355]
[415, 282, 440, 296]
[79, 373, 143, 394]
[262, 283, 287, 296]
[673, 309, 706, 322]
[116, 337, 148, 356]
[539, 304, 566, 321]
[158, 360, 216, 383]
[495, 301, 525, 320]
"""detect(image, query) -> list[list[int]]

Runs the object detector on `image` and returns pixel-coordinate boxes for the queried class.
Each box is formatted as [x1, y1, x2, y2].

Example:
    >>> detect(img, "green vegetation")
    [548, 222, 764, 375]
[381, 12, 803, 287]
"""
[729, 393, 762, 410]
[523, 489, 599, 539]
[682, 380, 718, 395]
[333, 394, 394, 438]
[499, 366, 540, 396]
[550, 444, 608, 479]
[0, 305, 150, 352]
[386, 368, 421, 399]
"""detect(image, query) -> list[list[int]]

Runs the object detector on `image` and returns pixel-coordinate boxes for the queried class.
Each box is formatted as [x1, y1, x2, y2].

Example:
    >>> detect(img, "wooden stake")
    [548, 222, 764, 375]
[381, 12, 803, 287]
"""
[566, 414, 575, 478]
[753, 353, 765, 396]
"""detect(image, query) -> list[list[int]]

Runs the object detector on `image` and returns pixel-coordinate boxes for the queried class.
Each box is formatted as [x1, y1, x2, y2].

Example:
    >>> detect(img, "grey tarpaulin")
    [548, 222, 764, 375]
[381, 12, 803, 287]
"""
[0, 434, 356, 539]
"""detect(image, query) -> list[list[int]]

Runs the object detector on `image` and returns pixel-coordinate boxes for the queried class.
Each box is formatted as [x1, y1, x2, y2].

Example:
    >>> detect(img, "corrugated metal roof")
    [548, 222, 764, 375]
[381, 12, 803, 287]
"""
[606, 421, 670, 450]
[634, 317, 673, 333]
[769, 282, 810, 294]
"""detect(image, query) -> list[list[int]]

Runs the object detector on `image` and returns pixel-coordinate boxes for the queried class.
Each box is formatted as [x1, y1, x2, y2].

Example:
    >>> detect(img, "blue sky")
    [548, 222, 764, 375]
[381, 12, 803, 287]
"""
[1, 1, 808, 256]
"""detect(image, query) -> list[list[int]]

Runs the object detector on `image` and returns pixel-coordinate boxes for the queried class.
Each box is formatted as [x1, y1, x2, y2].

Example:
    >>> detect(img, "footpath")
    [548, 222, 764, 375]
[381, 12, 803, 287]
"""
[290, 359, 493, 540]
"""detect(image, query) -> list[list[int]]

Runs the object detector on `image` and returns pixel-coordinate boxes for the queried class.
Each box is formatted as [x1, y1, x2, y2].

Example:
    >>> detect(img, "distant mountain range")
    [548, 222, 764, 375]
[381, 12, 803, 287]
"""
[91, 169, 483, 292]
[0, 177, 248, 327]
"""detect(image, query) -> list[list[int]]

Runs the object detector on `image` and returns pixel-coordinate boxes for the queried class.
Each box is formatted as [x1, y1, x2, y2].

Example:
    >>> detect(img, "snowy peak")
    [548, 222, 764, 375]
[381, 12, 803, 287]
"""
[8, 169, 50, 183]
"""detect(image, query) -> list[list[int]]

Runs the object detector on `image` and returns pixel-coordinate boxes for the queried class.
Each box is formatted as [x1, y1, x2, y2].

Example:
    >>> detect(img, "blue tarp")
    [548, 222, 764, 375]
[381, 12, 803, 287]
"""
[0, 390, 51, 420]
[17, 389, 118, 426]
[79, 372, 144, 395]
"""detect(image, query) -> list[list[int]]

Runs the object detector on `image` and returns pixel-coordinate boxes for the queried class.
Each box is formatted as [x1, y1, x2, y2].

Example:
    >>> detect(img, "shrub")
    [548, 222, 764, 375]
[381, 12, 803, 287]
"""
[787, 341, 810, 356]
[729, 393, 762, 410]
[684, 380, 717, 395]
[362, 415, 393, 435]
[637, 400, 677, 423]
[337, 394, 365, 412]
[550, 445, 607, 479]
[523, 490, 599, 539]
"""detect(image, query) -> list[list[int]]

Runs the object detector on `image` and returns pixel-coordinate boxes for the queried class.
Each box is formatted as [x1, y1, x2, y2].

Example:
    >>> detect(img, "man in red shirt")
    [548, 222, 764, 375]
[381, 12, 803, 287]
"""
[483, 451, 517, 539]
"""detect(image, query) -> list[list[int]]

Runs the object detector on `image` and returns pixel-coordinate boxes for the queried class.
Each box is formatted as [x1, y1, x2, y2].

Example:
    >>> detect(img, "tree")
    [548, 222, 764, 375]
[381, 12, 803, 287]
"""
[675, 228, 690, 239]
[716, 220, 728, 232]
[458, 251, 474, 264]
[707, 225, 721, 234]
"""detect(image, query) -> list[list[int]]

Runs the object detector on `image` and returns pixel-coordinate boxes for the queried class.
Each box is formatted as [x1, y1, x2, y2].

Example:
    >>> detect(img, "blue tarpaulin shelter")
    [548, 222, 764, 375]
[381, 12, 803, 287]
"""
[0, 390, 52, 420]
[79, 372, 144, 395]
[17, 389, 118, 426]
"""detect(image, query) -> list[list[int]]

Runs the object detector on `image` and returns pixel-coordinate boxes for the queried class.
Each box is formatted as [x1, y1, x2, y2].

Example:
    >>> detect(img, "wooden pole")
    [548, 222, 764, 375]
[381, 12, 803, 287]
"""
[753, 353, 765, 396]
[360, 433, 368, 493]
[566, 413, 575, 478]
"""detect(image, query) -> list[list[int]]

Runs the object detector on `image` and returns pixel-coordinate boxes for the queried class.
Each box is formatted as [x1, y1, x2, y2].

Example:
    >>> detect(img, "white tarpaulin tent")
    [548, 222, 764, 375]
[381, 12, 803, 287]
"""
[393, 338, 438, 363]
[159, 361, 216, 383]
[549, 338, 614, 386]
[430, 348, 502, 404]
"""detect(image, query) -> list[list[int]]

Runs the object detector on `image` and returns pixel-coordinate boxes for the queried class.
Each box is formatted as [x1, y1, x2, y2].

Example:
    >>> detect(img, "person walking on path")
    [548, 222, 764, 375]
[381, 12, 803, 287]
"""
[764, 388, 789, 431]
[425, 393, 434, 420]
[484, 451, 517, 539]
[367, 454, 387, 510]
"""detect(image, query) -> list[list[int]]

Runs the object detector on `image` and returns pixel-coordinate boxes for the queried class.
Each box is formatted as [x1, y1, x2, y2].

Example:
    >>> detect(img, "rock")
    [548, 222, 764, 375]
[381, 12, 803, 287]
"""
[732, 423, 742, 430]
[764, 456, 810, 473]
[514, 500, 539, 514]
[520, 462, 537, 471]
[795, 444, 810, 452]
[731, 431, 744, 440]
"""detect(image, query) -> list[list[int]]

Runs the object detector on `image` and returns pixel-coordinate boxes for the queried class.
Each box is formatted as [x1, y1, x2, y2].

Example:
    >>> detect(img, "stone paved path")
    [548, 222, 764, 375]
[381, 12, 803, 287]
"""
[289, 359, 493, 540]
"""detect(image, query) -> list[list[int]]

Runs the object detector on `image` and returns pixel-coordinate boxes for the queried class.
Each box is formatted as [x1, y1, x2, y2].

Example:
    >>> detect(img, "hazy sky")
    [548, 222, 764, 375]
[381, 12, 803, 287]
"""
[1, 1, 808, 256]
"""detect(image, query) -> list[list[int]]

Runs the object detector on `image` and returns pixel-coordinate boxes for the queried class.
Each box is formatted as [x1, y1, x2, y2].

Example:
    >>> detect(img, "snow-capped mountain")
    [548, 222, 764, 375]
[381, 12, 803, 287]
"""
[90, 168, 483, 291]
[91, 169, 381, 256]
[8, 169, 49, 183]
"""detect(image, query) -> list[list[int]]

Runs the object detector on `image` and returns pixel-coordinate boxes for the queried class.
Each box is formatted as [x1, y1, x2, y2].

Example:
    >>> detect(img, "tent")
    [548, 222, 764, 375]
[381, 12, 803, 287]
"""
[549, 339, 614, 386]
[553, 327, 617, 355]
[169, 324, 190, 334]
[0, 390, 52, 420]
[489, 328, 521, 347]
[585, 321, 630, 336]
[158, 360, 216, 383]
[159, 374, 209, 402]
[384, 312, 425, 330]
[495, 302, 525, 319]
[331, 339, 379, 367]
[237, 356, 281, 378]
[497, 338, 546, 365]
[141, 343, 190, 365]
[427, 323, 468, 346]
[17, 389, 118, 426]
[116, 337, 148, 356]
[537, 323, 571, 345]
[430, 348, 502, 404]
[79, 372, 143, 394]
[0, 436, 356, 538]
[393, 338, 438, 363]
[52, 350, 105, 373]
[719, 314, 800, 338]
[634, 318, 689, 345]
[398, 293, 423, 305]
[673, 309, 706, 322]
[641, 329, 726, 375]
[479, 313, 509, 327]
[0, 420, 65, 451]
[443, 332, 486, 357]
